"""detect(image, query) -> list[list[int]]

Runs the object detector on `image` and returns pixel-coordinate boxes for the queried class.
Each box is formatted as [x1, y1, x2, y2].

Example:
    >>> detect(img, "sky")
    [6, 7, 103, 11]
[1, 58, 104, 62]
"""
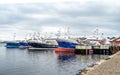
[0, 0, 120, 40]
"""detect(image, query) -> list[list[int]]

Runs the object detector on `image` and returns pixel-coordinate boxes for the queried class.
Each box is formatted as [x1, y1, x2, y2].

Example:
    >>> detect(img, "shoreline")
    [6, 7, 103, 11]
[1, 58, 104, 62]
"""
[77, 51, 120, 75]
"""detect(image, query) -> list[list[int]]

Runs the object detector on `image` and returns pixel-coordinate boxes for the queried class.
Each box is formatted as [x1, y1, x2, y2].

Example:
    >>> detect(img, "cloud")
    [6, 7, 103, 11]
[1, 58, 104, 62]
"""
[0, 1, 120, 40]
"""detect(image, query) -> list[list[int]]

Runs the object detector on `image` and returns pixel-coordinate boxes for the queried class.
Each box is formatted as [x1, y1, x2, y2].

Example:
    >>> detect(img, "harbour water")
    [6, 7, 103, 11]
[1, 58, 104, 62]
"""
[0, 44, 109, 75]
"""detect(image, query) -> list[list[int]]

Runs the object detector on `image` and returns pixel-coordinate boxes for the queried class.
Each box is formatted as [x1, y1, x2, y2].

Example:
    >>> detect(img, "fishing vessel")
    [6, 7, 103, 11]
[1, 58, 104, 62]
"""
[28, 40, 58, 48]
[55, 28, 79, 52]
[26, 32, 58, 50]
[55, 39, 78, 52]
[5, 33, 30, 48]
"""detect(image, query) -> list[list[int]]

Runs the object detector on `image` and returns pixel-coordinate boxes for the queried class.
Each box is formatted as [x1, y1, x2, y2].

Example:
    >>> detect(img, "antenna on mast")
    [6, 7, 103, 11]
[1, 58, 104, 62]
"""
[56, 28, 61, 39]
[94, 25, 99, 40]
[67, 27, 70, 39]
[13, 33, 16, 41]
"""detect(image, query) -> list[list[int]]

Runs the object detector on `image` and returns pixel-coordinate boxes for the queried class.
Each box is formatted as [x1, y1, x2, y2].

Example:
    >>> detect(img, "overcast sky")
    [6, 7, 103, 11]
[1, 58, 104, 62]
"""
[0, 0, 120, 40]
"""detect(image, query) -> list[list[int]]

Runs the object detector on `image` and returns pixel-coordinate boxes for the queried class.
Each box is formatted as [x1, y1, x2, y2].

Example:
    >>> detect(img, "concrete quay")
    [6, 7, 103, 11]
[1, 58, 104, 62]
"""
[78, 51, 120, 75]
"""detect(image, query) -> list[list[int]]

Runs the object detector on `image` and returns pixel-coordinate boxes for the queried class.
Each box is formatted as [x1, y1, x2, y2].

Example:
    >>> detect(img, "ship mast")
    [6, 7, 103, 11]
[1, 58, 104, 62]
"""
[96, 26, 99, 40]
[56, 28, 61, 39]
[13, 33, 16, 41]
[94, 26, 99, 40]
[64, 27, 70, 39]
[67, 27, 70, 39]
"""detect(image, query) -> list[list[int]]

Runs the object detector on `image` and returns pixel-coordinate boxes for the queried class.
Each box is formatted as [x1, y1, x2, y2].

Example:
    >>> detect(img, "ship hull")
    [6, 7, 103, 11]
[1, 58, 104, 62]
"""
[55, 48, 75, 53]
[55, 39, 78, 52]
[5, 41, 30, 48]
[5, 42, 20, 48]
[28, 42, 58, 48]
[56, 39, 78, 48]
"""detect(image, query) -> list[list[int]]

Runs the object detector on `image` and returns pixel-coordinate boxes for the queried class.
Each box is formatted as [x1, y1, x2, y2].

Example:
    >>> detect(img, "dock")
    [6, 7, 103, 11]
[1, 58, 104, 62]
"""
[75, 45, 93, 54]
[77, 51, 120, 75]
[75, 45, 120, 55]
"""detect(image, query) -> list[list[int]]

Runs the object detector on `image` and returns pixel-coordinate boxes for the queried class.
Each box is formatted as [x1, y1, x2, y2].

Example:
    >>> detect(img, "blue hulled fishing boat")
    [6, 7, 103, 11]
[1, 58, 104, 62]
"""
[55, 39, 79, 52]
[56, 39, 78, 48]
[55, 27, 79, 52]
[5, 33, 30, 48]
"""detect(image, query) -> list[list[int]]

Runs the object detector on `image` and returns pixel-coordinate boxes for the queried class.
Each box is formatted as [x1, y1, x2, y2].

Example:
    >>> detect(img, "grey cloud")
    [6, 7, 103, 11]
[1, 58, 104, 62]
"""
[64, 2, 118, 17]
[0, 1, 119, 39]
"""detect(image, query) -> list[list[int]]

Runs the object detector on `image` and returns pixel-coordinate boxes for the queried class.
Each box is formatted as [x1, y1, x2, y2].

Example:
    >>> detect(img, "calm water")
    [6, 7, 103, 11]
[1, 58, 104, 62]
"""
[0, 44, 108, 75]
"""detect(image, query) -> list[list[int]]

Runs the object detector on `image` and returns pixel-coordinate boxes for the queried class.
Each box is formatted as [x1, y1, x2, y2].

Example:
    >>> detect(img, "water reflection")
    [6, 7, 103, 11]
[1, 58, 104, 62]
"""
[0, 46, 109, 75]
[56, 52, 75, 61]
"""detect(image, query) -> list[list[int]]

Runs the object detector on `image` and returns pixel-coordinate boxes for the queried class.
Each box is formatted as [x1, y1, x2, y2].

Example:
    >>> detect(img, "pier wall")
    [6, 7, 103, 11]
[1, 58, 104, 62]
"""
[75, 45, 120, 55]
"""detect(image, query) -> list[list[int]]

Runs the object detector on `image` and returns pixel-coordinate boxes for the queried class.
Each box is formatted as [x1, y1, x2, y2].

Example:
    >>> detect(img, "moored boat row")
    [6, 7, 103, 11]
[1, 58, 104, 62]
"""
[3, 37, 110, 51]
[3, 27, 120, 54]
